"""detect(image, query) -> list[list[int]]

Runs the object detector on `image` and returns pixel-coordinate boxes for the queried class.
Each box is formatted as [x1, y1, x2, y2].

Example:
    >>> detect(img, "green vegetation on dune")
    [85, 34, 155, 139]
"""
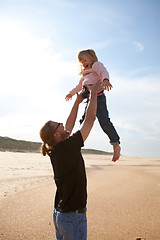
[81, 149, 112, 155]
[0, 136, 112, 155]
[0, 136, 41, 153]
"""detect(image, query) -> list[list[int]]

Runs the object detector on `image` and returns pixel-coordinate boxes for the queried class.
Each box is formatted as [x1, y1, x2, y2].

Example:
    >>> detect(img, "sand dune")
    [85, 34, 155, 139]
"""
[0, 152, 160, 240]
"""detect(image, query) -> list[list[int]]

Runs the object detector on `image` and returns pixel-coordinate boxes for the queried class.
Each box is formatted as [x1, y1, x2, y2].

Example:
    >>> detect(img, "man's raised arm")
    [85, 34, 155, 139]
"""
[80, 81, 103, 142]
[65, 93, 83, 135]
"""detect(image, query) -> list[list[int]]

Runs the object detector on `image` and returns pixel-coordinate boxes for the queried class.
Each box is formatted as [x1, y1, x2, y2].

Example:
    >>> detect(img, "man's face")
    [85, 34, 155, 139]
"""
[50, 121, 69, 141]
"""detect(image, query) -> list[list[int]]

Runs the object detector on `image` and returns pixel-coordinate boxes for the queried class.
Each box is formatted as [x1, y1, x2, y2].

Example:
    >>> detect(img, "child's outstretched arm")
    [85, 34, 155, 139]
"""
[65, 93, 73, 101]
[102, 78, 113, 91]
[65, 77, 83, 101]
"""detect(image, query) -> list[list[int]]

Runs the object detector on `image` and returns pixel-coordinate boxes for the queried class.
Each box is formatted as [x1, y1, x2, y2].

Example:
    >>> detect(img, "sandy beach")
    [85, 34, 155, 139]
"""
[0, 152, 160, 240]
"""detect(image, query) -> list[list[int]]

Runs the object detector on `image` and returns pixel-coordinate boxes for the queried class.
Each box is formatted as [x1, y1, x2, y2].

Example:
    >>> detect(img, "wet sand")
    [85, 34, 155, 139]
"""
[0, 152, 160, 240]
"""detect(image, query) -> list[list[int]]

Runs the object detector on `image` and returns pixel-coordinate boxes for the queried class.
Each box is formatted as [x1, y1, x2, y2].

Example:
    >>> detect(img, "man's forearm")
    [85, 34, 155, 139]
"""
[65, 98, 80, 133]
[85, 91, 97, 121]
[80, 81, 103, 142]
[79, 91, 97, 142]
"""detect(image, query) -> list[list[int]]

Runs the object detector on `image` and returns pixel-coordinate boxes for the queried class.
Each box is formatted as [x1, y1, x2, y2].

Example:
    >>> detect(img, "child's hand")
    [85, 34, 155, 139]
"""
[102, 79, 113, 91]
[65, 94, 72, 101]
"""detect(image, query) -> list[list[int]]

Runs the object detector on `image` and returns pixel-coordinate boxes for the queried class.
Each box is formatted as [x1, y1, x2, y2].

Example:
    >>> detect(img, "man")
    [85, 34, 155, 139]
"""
[39, 81, 118, 239]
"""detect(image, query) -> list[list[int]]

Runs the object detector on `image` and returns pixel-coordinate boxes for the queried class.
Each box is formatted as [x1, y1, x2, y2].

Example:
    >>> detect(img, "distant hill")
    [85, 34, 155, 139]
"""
[0, 136, 112, 155]
[81, 148, 112, 155]
[0, 136, 41, 153]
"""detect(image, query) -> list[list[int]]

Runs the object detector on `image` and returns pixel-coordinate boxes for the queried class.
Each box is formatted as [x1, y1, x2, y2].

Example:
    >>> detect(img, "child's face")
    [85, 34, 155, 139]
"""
[79, 54, 93, 70]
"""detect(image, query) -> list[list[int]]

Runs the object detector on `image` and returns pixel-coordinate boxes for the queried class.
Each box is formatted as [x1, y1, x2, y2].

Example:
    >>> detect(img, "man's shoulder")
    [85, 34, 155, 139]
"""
[67, 130, 83, 144]
[56, 131, 83, 150]
[70, 130, 82, 138]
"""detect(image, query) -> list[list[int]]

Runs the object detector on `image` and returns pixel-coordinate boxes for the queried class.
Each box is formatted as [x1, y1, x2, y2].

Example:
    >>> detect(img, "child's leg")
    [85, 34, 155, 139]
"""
[96, 94, 120, 161]
[96, 94, 120, 144]
[112, 145, 121, 162]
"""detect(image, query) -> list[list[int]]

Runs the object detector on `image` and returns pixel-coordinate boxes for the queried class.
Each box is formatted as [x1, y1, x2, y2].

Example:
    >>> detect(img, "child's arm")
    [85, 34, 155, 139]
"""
[65, 78, 83, 101]
[92, 61, 113, 91]
[65, 93, 73, 101]
[102, 79, 113, 91]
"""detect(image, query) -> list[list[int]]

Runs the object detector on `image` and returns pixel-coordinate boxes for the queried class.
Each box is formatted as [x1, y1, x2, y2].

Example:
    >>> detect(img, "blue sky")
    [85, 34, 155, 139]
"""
[0, 0, 160, 157]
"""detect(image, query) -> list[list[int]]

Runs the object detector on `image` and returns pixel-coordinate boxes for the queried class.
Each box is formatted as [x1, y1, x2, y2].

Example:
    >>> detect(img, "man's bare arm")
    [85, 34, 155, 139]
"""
[65, 93, 83, 135]
[80, 81, 103, 142]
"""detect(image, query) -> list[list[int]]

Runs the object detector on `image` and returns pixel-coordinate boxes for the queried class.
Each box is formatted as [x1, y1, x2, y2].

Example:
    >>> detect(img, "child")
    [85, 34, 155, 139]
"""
[65, 49, 121, 161]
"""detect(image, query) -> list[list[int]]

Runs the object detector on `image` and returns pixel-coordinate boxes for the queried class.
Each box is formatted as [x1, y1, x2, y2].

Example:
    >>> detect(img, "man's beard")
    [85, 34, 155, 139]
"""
[60, 130, 70, 141]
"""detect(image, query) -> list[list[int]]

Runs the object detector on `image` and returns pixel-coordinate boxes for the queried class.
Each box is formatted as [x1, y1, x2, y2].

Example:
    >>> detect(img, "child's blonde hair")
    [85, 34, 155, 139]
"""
[78, 49, 98, 74]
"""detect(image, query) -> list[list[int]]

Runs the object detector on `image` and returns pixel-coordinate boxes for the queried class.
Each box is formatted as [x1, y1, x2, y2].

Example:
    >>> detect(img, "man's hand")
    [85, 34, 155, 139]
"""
[90, 80, 104, 94]
[76, 92, 83, 104]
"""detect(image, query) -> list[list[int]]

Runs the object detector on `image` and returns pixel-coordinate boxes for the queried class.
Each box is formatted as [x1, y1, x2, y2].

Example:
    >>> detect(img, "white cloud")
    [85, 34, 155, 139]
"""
[0, 19, 77, 97]
[133, 41, 144, 52]
[106, 71, 160, 128]
[0, 19, 78, 141]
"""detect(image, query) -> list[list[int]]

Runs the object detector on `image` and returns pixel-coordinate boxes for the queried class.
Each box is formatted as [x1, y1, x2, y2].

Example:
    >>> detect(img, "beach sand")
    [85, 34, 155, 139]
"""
[0, 152, 160, 240]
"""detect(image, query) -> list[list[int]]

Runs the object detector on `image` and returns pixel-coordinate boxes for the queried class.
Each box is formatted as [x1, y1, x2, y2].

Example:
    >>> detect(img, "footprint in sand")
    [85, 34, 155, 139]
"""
[136, 238, 146, 240]
[4, 192, 8, 197]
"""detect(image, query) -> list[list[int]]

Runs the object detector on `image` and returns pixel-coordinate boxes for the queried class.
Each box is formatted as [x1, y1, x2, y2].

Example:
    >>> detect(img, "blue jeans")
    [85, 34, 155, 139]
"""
[80, 93, 120, 145]
[96, 94, 120, 146]
[53, 209, 87, 240]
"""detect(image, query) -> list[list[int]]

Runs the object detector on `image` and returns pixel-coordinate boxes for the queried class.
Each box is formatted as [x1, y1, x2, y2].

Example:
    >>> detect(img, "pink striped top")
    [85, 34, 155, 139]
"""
[69, 61, 109, 96]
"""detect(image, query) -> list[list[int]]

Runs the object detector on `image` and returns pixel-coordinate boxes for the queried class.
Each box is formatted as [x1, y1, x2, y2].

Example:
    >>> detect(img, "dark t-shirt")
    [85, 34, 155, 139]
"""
[49, 131, 87, 213]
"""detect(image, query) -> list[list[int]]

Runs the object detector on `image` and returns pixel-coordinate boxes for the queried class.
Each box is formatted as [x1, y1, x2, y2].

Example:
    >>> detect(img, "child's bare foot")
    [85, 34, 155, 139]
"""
[112, 145, 121, 162]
